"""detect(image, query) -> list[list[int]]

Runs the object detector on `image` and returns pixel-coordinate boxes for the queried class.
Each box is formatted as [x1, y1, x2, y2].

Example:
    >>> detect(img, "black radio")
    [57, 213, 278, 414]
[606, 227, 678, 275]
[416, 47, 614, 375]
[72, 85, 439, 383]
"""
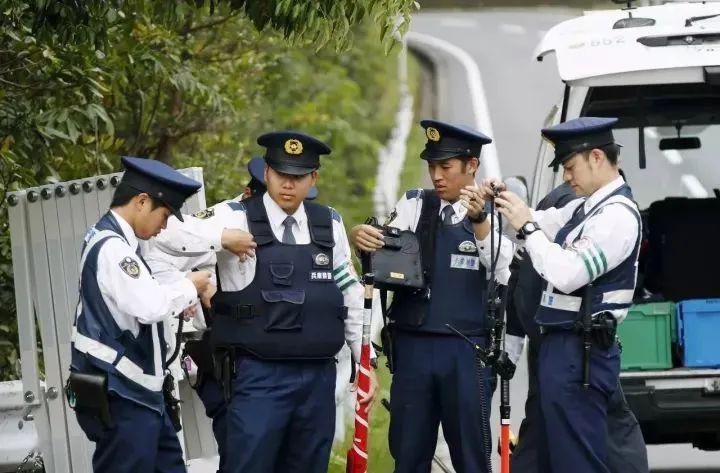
[360, 217, 425, 292]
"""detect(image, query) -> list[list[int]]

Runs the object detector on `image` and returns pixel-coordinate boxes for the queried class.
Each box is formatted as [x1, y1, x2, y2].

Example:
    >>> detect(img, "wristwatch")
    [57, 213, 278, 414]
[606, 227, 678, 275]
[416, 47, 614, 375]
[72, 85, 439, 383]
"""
[517, 221, 540, 240]
[468, 211, 488, 224]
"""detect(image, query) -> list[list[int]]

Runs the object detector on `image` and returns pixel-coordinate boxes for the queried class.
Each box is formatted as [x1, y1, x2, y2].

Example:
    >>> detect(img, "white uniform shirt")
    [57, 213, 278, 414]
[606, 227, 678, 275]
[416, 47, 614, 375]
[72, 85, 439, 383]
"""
[524, 176, 640, 297]
[386, 189, 515, 284]
[92, 211, 198, 375]
[146, 192, 369, 362]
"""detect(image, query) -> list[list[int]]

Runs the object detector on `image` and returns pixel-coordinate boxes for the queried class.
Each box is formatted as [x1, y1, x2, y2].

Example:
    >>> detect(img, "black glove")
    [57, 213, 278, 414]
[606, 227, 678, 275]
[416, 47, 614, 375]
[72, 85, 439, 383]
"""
[493, 351, 517, 381]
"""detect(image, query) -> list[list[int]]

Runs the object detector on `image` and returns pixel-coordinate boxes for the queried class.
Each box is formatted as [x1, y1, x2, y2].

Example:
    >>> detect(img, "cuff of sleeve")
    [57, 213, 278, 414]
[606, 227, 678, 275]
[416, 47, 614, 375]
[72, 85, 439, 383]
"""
[177, 276, 199, 308]
[524, 230, 547, 256]
[207, 229, 223, 253]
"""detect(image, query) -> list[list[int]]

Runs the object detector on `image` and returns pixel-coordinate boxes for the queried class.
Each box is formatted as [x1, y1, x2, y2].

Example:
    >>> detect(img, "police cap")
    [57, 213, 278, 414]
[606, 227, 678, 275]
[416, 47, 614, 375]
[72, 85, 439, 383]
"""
[120, 156, 201, 222]
[419, 119, 492, 161]
[257, 131, 331, 176]
[542, 117, 621, 168]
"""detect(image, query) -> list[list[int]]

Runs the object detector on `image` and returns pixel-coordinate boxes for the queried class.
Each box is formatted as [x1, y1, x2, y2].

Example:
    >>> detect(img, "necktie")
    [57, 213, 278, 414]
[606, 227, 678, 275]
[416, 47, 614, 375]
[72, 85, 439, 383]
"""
[441, 205, 455, 226]
[282, 216, 296, 244]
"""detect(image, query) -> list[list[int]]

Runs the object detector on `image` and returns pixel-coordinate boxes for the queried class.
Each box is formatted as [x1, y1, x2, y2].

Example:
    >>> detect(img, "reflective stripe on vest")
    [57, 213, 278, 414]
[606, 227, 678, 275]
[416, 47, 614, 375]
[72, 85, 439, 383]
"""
[72, 228, 165, 392]
[71, 328, 164, 392]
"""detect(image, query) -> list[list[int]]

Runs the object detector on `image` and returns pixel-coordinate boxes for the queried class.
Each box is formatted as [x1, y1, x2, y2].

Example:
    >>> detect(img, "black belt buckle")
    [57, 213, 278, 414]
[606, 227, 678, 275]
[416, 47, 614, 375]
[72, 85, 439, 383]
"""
[233, 304, 253, 319]
[66, 371, 113, 429]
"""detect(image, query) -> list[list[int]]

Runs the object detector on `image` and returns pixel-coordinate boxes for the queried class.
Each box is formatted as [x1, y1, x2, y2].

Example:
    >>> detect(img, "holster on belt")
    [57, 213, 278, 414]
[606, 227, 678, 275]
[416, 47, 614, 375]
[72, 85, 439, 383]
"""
[65, 371, 113, 429]
[213, 347, 236, 402]
[591, 311, 617, 350]
[163, 373, 182, 432]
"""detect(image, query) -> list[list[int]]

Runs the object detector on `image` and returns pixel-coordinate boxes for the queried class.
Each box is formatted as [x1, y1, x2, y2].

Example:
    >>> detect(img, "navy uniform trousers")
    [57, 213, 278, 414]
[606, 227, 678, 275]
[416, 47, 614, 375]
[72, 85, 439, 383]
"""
[76, 394, 185, 473]
[510, 340, 648, 473]
[195, 376, 228, 472]
[389, 331, 495, 473]
[224, 356, 336, 473]
[536, 331, 621, 473]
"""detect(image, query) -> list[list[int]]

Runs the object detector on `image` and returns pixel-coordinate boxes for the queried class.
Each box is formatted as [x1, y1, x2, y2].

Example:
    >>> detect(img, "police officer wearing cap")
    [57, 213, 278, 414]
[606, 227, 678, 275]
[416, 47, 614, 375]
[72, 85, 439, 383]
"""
[148, 156, 322, 473]
[147, 131, 378, 473]
[352, 119, 514, 473]
[483, 117, 642, 473]
[69, 157, 214, 472]
[507, 181, 648, 473]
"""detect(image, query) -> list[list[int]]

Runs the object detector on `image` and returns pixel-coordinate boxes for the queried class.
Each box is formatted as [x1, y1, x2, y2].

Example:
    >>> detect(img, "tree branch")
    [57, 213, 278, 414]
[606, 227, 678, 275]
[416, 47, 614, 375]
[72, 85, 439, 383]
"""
[182, 13, 239, 35]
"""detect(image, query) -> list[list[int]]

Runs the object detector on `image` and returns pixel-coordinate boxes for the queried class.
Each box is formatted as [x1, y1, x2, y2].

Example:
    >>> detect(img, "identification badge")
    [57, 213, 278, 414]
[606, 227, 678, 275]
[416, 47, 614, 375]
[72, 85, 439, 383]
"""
[450, 254, 479, 271]
[458, 240, 477, 253]
[310, 270, 333, 281]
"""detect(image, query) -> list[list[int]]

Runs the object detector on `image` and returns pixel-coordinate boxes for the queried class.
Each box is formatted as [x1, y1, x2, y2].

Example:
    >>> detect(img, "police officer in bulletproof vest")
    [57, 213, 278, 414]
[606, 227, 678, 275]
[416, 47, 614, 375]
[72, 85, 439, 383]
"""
[147, 156, 321, 473]
[68, 157, 214, 472]
[147, 131, 378, 473]
[507, 181, 648, 473]
[484, 117, 643, 473]
[351, 119, 514, 473]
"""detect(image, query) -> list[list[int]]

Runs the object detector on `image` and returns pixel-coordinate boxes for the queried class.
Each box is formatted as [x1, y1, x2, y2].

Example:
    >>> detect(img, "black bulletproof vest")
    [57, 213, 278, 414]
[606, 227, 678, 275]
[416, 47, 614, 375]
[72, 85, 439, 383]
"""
[389, 190, 489, 335]
[211, 197, 347, 359]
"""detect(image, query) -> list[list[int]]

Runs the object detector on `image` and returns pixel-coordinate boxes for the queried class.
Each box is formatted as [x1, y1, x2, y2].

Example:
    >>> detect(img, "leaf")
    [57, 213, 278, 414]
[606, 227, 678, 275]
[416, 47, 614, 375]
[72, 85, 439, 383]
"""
[87, 104, 115, 136]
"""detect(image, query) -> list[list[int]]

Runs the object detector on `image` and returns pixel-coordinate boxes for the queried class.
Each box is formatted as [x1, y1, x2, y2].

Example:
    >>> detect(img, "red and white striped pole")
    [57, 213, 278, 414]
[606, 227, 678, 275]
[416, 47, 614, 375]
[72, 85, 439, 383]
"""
[346, 273, 374, 473]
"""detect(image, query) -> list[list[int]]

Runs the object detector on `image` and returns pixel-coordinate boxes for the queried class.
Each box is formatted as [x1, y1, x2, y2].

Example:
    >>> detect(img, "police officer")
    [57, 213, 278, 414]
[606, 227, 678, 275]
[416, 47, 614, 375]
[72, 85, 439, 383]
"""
[507, 181, 648, 473]
[485, 117, 642, 473]
[153, 156, 321, 473]
[351, 120, 514, 473]
[147, 131, 378, 473]
[70, 157, 214, 472]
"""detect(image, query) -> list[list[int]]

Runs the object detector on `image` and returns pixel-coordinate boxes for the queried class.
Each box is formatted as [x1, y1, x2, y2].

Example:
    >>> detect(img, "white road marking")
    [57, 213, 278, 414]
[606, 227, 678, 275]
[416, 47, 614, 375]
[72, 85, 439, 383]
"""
[681, 174, 709, 197]
[500, 23, 527, 35]
[406, 31, 502, 179]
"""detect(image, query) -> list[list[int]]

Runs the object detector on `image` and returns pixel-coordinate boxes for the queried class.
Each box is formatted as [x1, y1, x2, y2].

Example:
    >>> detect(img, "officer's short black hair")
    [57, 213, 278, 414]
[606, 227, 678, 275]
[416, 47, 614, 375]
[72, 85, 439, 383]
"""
[582, 144, 620, 166]
[110, 182, 165, 210]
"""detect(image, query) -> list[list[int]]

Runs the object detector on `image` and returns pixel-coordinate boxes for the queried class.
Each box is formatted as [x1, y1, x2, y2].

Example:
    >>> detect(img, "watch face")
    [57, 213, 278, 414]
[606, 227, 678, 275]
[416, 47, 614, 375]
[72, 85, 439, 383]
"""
[523, 222, 537, 233]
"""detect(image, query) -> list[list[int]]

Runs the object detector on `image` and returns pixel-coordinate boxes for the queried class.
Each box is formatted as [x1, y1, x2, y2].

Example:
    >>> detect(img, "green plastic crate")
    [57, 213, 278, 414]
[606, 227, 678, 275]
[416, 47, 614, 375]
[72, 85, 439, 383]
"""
[618, 302, 674, 370]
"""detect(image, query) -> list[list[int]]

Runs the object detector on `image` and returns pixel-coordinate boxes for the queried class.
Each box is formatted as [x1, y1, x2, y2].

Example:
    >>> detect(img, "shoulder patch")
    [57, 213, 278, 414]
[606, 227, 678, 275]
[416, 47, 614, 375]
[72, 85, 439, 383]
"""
[227, 201, 246, 212]
[119, 256, 141, 279]
[330, 208, 342, 223]
[193, 208, 215, 220]
[405, 189, 422, 200]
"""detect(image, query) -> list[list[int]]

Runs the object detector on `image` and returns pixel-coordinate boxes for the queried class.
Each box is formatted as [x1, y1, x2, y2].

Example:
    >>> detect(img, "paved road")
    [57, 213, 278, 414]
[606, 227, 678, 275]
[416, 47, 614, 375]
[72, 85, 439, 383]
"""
[410, 7, 720, 473]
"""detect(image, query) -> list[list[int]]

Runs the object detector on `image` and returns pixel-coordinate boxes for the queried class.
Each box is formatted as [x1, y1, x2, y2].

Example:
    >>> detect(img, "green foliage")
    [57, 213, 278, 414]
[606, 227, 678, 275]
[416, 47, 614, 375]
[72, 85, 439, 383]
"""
[0, 0, 416, 381]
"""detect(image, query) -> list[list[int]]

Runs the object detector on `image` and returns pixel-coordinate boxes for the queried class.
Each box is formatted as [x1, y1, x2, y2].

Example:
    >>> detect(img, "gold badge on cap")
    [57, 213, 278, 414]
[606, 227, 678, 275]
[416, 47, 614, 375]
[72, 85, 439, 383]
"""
[426, 127, 441, 142]
[284, 139, 303, 155]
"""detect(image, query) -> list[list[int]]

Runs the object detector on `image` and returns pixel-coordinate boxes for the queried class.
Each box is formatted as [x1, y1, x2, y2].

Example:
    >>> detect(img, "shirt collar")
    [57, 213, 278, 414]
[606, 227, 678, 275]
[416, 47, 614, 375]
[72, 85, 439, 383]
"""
[110, 210, 139, 253]
[439, 199, 467, 218]
[263, 192, 307, 232]
[584, 175, 625, 213]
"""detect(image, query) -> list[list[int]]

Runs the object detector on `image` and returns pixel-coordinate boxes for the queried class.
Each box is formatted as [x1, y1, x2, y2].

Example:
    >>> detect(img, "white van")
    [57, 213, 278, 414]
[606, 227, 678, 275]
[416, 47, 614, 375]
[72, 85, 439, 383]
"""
[532, 1, 720, 450]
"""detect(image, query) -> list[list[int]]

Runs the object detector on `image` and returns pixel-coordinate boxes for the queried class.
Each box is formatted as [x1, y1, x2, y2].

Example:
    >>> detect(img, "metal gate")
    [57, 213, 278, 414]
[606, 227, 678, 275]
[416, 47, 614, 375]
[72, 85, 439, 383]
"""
[6, 167, 216, 472]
